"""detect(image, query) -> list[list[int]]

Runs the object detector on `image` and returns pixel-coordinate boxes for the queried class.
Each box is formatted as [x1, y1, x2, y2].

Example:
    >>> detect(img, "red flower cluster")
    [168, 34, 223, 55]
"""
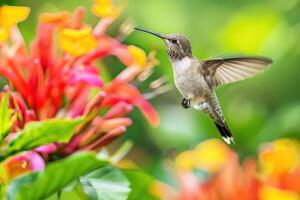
[0, 2, 162, 182]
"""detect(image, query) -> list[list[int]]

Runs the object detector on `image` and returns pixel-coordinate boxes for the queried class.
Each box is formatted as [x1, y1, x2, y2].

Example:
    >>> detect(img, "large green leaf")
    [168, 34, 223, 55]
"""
[80, 166, 131, 200]
[7, 152, 107, 200]
[0, 118, 82, 160]
[0, 93, 17, 143]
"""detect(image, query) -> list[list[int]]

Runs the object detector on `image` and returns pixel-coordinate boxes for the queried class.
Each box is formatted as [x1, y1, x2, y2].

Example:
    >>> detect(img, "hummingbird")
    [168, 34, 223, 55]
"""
[134, 27, 272, 144]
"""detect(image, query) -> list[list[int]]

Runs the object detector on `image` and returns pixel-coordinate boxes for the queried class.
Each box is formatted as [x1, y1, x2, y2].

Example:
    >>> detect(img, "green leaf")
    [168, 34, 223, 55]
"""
[47, 181, 89, 200]
[0, 93, 17, 143]
[0, 118, 82, 160]
[80, 166, 131, 200]
[122, 169, 159, 200]
[7, 152, 108, 200]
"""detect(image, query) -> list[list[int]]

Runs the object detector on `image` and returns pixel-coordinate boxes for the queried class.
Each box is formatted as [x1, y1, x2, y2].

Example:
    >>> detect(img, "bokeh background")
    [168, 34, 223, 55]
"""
[3, 0, 300, 184]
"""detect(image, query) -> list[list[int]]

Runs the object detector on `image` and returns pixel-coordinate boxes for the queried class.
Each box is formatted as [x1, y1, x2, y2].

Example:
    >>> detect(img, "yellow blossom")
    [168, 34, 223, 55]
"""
[0, 6, 30, 28]
[175, 139, 231, 172]
[128, 45, 147, 67]
[194, 139, 231, 173]
[175, 150, 195, 171]
[259, 139, 300, 176]
[59, 27, 97, 56]
[92, 0, 121, 19]
[259, 185, 299, 200]
[0, 27, 9, 43]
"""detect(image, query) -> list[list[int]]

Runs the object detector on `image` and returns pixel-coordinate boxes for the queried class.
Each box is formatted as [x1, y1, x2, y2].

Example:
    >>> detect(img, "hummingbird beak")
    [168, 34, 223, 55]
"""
[134, 27, 167, 40]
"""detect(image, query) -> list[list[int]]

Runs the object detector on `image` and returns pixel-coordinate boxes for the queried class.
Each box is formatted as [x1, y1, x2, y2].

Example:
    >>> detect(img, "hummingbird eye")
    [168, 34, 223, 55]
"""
[170, 38, 178, 44]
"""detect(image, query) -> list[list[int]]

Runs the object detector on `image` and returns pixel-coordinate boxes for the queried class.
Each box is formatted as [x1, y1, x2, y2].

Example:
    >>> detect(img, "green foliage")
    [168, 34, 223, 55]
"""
[80, 166, 131, 200]
[0, 93, 17, 144]
[6, 152, 107, 200]
[123, 169, 159, 200]
[0, 118, 82, 161]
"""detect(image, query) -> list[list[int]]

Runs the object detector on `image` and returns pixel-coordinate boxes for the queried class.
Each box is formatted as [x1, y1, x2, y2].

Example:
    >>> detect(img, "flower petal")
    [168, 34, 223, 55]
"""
[69, 65, 103, 87]
[128, 45, 147, 67]
[259, 139, 300, 176]
[4, 151, 45, 181]
[0, 6, 30, 28]
[259, 185, 299, 200]
[39, 11, 71, 27]
[105, 81, 160, 126]
[92, 0, 120, 19]
[0, 27, 9, 43]
[59, 27, 97, 56]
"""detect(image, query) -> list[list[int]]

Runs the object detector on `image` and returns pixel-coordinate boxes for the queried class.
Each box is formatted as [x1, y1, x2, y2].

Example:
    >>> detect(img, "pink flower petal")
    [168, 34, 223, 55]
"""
[35, 143, 57, 154]
[27, 151, 45, 171]
[69, 65, 103, 87]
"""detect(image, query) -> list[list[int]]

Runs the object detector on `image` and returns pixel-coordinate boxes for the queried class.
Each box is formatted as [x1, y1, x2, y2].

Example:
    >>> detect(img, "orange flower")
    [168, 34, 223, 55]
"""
[39, 11, 71, 27]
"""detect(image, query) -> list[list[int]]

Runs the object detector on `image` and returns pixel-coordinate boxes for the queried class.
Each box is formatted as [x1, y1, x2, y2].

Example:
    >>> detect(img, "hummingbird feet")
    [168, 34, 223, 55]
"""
[181, 98, 191, 109]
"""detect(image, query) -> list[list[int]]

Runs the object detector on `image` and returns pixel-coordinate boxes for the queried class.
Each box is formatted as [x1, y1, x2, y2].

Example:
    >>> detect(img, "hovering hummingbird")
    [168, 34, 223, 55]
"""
[134, 28, 272, 144]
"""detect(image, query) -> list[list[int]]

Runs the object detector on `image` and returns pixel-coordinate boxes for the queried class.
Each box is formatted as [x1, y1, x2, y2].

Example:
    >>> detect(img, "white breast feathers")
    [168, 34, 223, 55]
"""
[172, 56, 193, 72]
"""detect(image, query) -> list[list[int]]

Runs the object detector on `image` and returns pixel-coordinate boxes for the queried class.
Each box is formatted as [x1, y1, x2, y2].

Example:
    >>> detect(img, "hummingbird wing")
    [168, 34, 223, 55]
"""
[201, 56, 272, 87]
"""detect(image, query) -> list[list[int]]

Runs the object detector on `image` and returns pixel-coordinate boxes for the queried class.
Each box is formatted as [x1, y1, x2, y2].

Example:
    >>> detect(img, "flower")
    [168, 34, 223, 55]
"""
[0, 6, 30, 28]
[0, 3, 162, 183]
[155, 138, 300, 200]
[0, 28, 9, 43]
[59, 27, 97, 56]
[2, 152, 44, 182]
[259, 185, 299, 200]
[39, 11, 71, 27]
[259, 139, 300, 176]
[92, 0, 121, 19]
[0, 6, 30, 44]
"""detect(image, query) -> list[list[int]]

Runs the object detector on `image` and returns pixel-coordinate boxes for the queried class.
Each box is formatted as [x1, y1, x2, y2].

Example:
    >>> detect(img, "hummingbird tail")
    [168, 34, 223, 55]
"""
[214, 122, 235, 144]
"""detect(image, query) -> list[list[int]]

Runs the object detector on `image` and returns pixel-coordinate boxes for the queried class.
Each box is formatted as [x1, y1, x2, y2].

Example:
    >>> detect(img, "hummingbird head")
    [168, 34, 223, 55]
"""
[134, 28, 192, 61]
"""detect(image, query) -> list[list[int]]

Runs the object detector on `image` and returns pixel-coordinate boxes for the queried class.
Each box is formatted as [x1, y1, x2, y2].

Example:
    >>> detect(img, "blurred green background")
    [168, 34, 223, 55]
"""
[4, 0, 300, 182]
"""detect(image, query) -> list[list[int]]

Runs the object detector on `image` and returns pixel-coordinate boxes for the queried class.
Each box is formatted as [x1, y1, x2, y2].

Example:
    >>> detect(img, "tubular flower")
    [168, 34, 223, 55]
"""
[0, 2, 164, 183]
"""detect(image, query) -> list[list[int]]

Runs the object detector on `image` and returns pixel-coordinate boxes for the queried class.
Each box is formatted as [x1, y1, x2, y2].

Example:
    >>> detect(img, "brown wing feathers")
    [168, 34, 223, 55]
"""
[202, 56, 272, 87]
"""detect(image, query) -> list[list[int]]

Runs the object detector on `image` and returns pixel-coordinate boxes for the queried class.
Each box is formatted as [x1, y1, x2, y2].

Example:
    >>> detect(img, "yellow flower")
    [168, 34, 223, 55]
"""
[259, 139, 300, 176]
[259, 185, 299, 200]
[175, 150, 195, 171]
[194, 139, 231, 173]
[0, 6, 30, 28]
[175, 139, 231, 172]
[92, 0, 121, 19]
[128, 45, 147, 67]
[59, 27, 97, 56]
[0, 27, 9, 43]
